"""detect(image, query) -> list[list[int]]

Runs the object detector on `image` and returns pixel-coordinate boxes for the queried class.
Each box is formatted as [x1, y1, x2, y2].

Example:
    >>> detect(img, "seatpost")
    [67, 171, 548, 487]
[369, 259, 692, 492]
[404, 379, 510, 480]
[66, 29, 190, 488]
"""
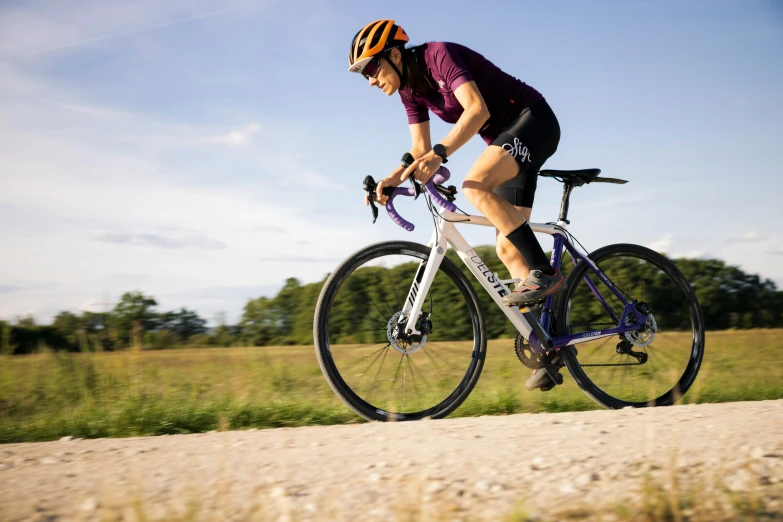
[559, 182, 575, 223]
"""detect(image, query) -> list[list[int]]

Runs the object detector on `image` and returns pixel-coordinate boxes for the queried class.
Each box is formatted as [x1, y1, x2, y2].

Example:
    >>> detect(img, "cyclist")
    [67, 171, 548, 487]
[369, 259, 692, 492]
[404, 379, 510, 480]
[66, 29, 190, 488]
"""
[350, 19, 564, 391]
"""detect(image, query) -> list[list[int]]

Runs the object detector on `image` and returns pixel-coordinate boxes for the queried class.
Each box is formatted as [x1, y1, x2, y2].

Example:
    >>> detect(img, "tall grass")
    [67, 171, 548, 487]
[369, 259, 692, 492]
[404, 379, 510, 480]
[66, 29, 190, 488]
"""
[1, 330, 782, 443]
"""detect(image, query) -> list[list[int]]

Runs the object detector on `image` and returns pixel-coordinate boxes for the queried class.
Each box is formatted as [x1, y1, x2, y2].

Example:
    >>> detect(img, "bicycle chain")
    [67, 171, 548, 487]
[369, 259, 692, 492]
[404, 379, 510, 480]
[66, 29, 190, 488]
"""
[579, 361, 644, 367]
[570, 322, 618, 328]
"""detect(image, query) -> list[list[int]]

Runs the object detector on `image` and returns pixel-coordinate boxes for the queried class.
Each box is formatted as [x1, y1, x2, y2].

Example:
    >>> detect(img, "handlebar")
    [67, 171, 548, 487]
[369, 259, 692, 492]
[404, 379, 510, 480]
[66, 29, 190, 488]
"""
[363, 167, 457, 231]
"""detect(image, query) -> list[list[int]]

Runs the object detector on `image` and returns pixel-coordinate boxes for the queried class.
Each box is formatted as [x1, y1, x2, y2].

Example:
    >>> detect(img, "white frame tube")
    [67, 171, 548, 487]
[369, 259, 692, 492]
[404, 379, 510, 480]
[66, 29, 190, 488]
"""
[402, 210, 567, 341]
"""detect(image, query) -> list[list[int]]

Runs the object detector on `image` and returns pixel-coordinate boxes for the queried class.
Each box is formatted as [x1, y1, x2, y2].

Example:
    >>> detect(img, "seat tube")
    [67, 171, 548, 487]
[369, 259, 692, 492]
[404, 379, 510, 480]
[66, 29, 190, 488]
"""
[541, 233, 565, 334]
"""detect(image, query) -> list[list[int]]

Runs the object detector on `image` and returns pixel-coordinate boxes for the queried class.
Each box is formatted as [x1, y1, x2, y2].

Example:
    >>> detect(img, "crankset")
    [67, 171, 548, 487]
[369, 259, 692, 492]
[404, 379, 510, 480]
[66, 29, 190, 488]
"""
[514, 333, 546, 369]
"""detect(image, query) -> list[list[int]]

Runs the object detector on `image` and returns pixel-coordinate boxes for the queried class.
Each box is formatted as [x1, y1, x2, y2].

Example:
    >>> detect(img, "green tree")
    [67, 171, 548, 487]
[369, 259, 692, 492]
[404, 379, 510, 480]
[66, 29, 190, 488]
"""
[52, 312, 81, 347]
[0, 320, 16, 355]
[158, 308, 207, 341]
[241, 297, 277, 346]
[110, 291, 159, 346]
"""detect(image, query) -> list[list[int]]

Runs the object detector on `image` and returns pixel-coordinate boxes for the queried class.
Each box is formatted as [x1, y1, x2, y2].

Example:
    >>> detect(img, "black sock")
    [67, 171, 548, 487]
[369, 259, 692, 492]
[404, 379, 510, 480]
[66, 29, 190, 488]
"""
[505, 223, 555, 276]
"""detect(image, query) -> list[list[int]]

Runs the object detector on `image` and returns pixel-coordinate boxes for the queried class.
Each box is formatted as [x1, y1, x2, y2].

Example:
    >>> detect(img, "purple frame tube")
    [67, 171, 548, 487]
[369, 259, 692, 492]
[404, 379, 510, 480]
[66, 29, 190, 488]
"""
[537, 233, 648, 351]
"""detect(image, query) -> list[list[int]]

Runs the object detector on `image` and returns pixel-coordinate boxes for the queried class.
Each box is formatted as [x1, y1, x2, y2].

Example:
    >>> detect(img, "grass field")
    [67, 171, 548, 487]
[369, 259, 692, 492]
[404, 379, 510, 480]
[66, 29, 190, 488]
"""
[1, 330, 782, 443]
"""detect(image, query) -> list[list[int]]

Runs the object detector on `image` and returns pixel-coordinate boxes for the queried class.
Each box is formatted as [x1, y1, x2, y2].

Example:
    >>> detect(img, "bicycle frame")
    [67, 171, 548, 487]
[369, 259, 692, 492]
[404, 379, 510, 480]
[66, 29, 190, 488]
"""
[400, 211, 649, 353]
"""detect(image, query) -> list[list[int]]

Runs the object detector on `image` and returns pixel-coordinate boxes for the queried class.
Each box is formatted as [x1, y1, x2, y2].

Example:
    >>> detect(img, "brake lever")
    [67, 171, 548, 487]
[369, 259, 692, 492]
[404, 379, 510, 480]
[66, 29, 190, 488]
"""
[400, 152, 422, 200]
[362, 175, 380, 223]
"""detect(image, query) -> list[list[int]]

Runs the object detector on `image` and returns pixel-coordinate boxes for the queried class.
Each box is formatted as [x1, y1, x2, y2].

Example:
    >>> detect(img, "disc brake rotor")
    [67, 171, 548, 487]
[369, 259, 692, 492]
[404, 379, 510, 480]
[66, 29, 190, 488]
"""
[387, 311, 427, 354]
[625, 313, 657, 348]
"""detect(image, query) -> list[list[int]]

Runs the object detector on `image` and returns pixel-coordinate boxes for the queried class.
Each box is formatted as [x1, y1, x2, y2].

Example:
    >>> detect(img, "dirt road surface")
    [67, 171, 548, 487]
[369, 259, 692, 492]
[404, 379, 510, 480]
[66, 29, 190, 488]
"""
[1, 400, 782, 521]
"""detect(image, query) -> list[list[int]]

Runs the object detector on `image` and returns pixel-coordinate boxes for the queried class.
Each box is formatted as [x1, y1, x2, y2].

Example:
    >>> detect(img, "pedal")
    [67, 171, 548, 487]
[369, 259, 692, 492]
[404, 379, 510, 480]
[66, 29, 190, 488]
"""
[548, 367, 564, 385]
[537, 365, 564, 392]
[518, 301, 544, 312]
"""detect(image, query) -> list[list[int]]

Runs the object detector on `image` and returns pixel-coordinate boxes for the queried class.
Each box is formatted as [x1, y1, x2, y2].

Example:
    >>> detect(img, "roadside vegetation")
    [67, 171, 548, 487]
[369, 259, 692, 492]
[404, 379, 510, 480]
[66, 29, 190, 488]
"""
[1, 329, 781, 443]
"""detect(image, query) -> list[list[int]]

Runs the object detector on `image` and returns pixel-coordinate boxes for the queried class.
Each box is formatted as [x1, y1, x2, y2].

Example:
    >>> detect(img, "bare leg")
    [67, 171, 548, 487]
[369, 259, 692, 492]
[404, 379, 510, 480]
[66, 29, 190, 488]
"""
[462, 146, 528, 235]
[462, 146, 535, 283]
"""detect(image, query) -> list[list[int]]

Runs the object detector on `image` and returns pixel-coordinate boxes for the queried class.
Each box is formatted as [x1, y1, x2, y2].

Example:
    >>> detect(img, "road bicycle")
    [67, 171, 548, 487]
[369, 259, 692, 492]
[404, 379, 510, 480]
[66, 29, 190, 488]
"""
[313, 164, 705, 421]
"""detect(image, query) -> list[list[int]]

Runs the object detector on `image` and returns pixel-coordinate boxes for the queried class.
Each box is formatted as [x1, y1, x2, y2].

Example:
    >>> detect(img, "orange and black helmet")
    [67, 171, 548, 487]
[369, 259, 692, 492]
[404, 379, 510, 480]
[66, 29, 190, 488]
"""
[348, 19, 409, 74]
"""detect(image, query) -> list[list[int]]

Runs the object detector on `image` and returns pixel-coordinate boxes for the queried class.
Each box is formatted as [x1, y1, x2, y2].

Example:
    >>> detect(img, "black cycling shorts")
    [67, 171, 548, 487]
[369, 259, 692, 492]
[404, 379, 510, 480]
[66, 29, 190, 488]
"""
[491, 98, 561, 208]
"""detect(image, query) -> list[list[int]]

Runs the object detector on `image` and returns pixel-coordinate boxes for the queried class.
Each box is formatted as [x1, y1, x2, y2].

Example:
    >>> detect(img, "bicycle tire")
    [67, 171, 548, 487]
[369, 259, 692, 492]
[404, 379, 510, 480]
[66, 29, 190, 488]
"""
[556, 243, 705, 409]
[314, 241, 487, 421]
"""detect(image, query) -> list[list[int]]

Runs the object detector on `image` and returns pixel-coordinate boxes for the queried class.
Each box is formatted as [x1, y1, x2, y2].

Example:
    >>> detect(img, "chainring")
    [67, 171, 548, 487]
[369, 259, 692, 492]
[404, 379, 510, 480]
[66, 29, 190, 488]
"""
[514, 333, 546, 369]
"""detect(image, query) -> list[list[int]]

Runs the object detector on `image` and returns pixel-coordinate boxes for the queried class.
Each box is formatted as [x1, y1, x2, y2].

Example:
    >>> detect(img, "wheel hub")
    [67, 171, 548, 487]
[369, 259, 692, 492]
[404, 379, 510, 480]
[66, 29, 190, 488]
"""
[387, 311, 427, 354]
[625, 311, 657, 348]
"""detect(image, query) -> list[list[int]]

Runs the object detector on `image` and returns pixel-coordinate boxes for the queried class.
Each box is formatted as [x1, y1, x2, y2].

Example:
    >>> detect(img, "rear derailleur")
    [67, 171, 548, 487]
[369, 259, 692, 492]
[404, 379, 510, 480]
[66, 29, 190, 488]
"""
[616, 337, 648, 364]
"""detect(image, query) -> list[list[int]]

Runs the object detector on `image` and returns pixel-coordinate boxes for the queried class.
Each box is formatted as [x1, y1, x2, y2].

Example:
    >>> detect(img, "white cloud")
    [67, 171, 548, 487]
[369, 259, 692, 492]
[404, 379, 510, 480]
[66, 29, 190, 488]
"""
[648, 233, 674, 253]
[91, 231, 226, 250]
[253, 226, 286, 233]
[767, 247, 783, 256]
[258, 255, 342, 263]
[0, 54, 365, 324]
[670, 250, 706, 259]
[0, 1, 262, 57]
[726, 231, 767, 243]
[201, 123, 260, 147]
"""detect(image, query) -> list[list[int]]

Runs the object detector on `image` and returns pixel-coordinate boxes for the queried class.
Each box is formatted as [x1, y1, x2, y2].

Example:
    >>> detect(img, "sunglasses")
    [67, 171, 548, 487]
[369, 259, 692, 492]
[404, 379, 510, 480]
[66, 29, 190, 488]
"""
[361, 55, 384, 80]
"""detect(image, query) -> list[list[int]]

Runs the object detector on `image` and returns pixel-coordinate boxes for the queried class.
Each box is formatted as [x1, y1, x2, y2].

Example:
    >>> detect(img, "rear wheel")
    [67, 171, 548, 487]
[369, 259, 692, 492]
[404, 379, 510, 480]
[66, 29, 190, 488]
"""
[556, 243, 705, 409]
[314, 241, 487, 421]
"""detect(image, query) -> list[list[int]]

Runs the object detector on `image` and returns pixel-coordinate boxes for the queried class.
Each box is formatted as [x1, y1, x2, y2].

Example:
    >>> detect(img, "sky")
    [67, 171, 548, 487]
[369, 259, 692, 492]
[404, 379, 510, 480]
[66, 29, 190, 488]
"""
[0, 0, 781, 325]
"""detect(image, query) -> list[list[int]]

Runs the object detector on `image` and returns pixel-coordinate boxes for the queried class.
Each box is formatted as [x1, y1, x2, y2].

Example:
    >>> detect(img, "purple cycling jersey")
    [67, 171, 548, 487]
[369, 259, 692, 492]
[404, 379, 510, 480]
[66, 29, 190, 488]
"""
[400, 42, 543, 145]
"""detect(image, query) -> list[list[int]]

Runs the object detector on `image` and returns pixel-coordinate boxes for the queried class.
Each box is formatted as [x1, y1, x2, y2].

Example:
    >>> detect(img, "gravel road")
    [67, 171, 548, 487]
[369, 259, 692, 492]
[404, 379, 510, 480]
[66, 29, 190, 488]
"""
[2, 400, 782, 521]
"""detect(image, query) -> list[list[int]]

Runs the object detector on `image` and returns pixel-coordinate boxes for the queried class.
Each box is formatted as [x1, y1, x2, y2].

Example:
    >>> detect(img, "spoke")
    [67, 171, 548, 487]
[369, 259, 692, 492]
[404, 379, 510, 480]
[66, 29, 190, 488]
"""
[392, 353, 405, 388]
[336, 342, 391, 368]
[373, 272, 398, 319]
[364, 314, 390, 330]
[580, 337, 614, 365]
[337, 343, 391, 381]
[386, 264, 405, 313]
[360, 285, 394, 328]
[421, 345, 450, 376]
[352, 344, 392, 386]
[404, 356, 425, 407]
[406, 354, 438, 394]
[421, 345, 466, 373]
[354, 327, 391, 334]
[402, 354, 408, 410]
[367, 345, 391, 405]
[648, 345, 680, 367]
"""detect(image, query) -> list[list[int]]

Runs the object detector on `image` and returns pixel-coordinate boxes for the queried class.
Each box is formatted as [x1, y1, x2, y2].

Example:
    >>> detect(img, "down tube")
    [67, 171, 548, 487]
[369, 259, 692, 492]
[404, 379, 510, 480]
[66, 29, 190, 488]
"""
[444, 221, 534, 340]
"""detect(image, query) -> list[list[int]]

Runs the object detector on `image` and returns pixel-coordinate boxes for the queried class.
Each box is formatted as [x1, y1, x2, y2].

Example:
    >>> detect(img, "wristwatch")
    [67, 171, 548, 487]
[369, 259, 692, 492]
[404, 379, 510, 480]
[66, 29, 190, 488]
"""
[433, 144, 448, 164]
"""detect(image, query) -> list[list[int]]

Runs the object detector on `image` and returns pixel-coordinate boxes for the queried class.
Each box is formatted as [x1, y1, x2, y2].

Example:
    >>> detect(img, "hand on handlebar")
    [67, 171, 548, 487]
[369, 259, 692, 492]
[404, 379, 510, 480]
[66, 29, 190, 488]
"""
[364, 177, 395, 207]
[400, 151, 442, 186]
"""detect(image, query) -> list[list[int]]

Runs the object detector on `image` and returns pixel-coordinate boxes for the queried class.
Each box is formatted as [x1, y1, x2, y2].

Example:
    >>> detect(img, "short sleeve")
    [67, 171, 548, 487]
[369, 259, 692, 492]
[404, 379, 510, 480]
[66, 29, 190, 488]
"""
[400, 92, 429, 124]
[430, 42, 474, 91]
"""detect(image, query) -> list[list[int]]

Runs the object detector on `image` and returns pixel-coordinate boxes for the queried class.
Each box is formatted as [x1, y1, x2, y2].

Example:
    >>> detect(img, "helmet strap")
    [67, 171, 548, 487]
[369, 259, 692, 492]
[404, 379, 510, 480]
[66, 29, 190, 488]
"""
[384, 48, 407, 90]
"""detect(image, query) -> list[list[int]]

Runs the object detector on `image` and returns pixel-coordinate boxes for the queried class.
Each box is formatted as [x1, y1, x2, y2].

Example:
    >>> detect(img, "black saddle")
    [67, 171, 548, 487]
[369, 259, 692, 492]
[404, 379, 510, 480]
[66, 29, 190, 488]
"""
[539, 168, 627, 185]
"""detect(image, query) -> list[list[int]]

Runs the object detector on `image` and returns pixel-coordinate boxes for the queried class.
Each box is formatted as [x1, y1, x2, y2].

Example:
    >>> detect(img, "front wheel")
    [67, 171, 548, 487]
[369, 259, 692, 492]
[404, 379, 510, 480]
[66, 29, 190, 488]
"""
[314, 241, 487, 421]
[556, 243, 705, 409]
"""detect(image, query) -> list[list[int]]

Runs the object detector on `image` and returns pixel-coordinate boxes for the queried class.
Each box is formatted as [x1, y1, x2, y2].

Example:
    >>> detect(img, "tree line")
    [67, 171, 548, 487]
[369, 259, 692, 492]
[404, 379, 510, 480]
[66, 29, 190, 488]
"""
[2, 247, 782, 354]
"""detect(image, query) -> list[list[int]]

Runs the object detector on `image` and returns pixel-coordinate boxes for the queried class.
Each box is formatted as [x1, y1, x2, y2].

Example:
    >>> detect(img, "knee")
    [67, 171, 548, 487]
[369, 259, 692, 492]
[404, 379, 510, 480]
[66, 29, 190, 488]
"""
[461, 179, 491, 206]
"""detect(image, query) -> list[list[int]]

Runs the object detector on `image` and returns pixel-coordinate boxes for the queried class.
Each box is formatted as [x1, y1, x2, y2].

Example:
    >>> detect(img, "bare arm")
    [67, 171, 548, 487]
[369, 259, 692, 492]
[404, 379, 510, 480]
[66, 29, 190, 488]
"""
[435, 81, 489, 158]
[401, 81, 489, 183]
